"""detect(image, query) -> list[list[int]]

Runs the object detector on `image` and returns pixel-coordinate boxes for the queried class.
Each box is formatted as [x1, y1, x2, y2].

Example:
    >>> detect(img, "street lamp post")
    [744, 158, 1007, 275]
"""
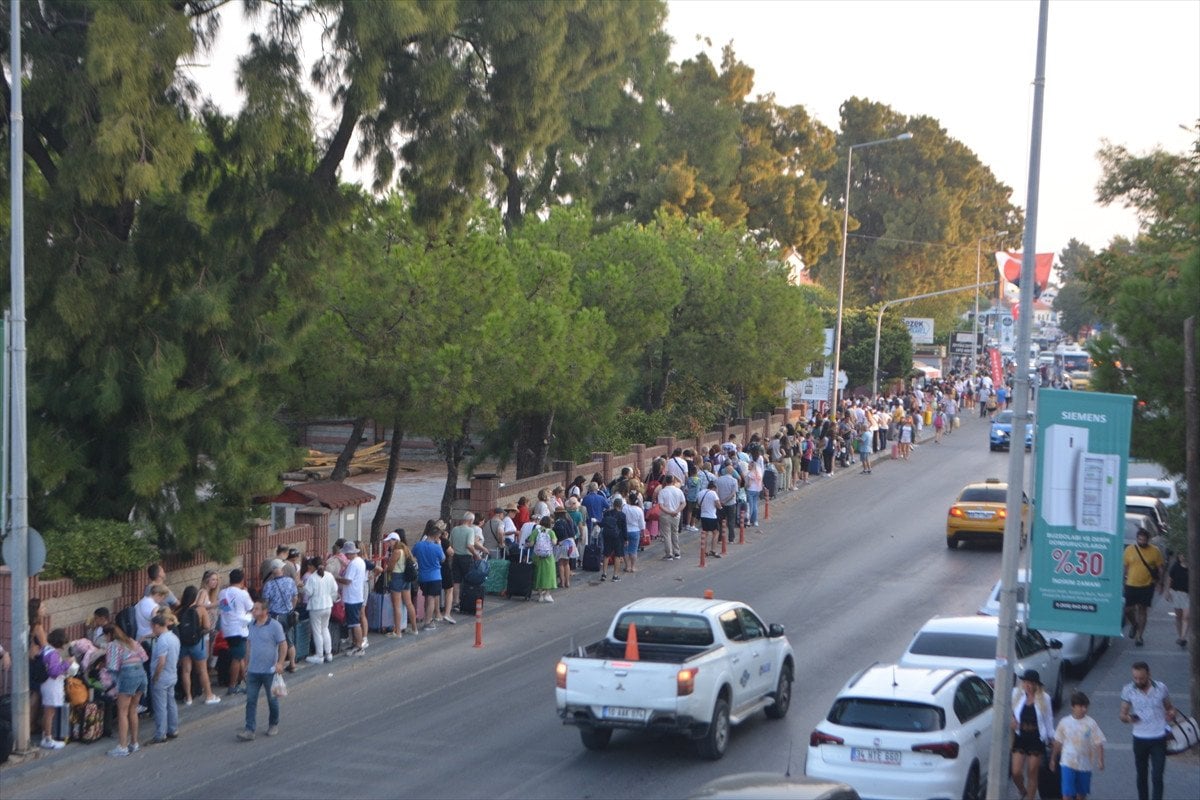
[831, 132, 912, 414]
[974, 230, 1009, 370]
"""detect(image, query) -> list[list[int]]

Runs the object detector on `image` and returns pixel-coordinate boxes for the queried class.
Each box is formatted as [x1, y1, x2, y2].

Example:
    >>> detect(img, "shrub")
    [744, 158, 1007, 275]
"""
[41, 518, 159, 584]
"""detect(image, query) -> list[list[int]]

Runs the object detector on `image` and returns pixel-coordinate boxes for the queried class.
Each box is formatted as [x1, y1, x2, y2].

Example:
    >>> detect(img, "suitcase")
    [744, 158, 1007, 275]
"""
[52, 704, 72, 743]
[506, 547, 534, 600]
[763, 468, 777, 499]
[483, 558, 510, 595]
[71, 700, 105, 743]
[0, 695, 11, 763]
[459, 582, 485, 615]
[1037, 757, 1062, 799]
[581, 543, 602, 572]
[367, 591, 395, 633]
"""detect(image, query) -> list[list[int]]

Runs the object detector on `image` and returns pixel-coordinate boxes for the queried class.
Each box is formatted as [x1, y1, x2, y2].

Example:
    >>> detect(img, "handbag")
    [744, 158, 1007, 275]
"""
[330, 600, 346, 624]
[1134, 545, 1161, 582]
[271, 673, 288, 698]
[402, 557, 418, 584]
[373, 572, 388, 595]
[465, 556, 489, 586]
[1167, 713, 1200, 754]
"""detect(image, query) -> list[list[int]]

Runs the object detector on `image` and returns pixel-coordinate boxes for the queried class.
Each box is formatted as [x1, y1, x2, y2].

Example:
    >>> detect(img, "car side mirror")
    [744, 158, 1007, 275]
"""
[767, 623, 785, 638]
[1048, 639, 1063, 650]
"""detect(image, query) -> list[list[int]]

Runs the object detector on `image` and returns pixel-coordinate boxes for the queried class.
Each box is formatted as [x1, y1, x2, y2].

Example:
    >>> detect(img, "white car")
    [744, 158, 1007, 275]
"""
[978, 569, 1108, 675]
[1126, 478, 1179, 507]
[806, 664, 993, 800]
[898, 616, 1064, 710]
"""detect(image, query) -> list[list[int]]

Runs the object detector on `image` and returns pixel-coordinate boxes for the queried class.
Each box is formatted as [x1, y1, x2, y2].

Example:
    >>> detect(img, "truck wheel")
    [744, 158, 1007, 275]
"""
[696, 697, 730, 760]
[579, 727, 612, 751]
[764, 664, 792, 719]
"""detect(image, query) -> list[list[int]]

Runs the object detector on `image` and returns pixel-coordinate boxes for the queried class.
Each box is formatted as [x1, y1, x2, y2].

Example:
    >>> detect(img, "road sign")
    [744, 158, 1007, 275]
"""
[2, 526, 46, 574]
[950, 332, 980, 356]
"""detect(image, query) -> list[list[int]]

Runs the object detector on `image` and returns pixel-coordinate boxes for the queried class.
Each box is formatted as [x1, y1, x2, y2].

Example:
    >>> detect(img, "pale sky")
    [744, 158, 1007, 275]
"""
[665, 0, 1200, 254]
[201, 1, 1199, 256]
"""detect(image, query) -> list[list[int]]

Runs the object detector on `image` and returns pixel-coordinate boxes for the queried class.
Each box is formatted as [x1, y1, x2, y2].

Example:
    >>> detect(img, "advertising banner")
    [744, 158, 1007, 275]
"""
[988, 348, 1003, 388]
[949, 331, 979, 357]
[902, 317, 934, 344]
[1028, 389, 1134, 636]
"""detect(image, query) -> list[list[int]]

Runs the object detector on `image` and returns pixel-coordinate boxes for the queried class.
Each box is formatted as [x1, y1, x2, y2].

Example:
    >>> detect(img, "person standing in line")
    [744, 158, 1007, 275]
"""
[1162, 552, 1189, 648]
[413, 522, 447, 630]
[104, 622, 148, 757]
[218, 569, 253, 694]
[1118, 661, 1177, 800]
[1050, 691, 1106, 800]
[148, 613, 180, 744]
[261, 559, 298, 671]
[335, 541, 369, 655]
[621, 491, 645, 573]
[857, 424, 873, 474]
[526, 515, 559, 602]
[303, 556, 339, 663]
[656, 475, 685, 560]
[599, 497, 628, 582]
[449, 511, 487, 618]
[236, 601, 287, 741]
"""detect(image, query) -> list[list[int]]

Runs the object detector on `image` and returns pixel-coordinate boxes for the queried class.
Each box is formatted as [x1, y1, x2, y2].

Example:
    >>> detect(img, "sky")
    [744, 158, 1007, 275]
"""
[664, 0, 1200, 254]
[202, 1, 1199, 256]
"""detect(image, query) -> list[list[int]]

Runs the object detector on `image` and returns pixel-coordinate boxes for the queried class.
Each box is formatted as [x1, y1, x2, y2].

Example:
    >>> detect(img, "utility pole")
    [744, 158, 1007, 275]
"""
[987, 2, 1048, 797]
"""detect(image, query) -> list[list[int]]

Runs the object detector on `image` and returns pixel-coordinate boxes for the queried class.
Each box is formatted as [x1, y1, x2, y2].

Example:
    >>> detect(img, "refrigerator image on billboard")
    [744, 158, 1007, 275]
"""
[1028, 390, 1134, 637]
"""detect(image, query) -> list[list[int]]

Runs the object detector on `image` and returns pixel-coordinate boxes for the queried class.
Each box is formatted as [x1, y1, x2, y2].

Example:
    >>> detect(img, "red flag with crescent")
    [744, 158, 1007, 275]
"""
[995, 251, 1054, 298]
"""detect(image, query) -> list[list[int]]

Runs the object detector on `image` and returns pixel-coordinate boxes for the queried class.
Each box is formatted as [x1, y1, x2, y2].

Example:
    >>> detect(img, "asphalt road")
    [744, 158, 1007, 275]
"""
[2, 412, 1188, 799]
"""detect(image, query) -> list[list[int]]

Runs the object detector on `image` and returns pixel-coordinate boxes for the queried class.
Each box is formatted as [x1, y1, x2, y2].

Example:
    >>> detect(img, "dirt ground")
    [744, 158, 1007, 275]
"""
[341, 458, 508, 539]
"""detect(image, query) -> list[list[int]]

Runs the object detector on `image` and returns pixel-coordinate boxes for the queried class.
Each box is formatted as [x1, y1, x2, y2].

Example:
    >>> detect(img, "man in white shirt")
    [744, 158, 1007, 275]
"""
[218, 569, 254, 693]
[665, 448, 689, 486]
[336, 541, 368, 655]
[656, 475, 686, 561]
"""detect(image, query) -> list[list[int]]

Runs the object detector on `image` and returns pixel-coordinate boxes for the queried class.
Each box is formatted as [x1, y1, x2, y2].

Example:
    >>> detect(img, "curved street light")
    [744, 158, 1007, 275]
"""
[830, 132, 913, 414]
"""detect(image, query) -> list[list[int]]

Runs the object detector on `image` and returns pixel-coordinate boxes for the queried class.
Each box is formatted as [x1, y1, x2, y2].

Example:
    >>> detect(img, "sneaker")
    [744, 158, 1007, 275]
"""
[184, 698, 193, 707]
[599, 574, 606, 582]
[129, 742, 140, 753]
[442, 615, 457, 625]
[108, 746, 130, 758]
[612, 575, 621, 582]
[41, 737, 65, 750]
[385, 631, 398, 638]
[324, 655, 333, 663]
[360, 639, 369, 649]
[305, 656, 323, 665]
[166, 732, 179, 740]
[150, 737, 168, 745]
[544, 594, 554, 603]
[662, 555, 674, 561]
[422, 623, 437, 631]
[136, 704, 149, 714]
[673, 553, 681, 559]
[205, 696, 221, 706]
[354, 647, 366, 657]
[265, 726, 279, 737]
[236, 729, 255, 742]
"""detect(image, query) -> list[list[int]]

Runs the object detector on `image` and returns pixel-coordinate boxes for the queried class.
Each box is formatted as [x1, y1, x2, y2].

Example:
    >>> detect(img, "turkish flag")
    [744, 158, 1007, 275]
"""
[995, 251, 1054, 298]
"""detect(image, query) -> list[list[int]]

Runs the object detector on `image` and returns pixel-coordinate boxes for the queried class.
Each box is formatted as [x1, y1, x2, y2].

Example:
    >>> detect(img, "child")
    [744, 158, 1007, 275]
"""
[39, 628, 75, 750]
[555, 529, 577, 590]
[90, 607, 111, 647]
[1051, 691, 1106, 800]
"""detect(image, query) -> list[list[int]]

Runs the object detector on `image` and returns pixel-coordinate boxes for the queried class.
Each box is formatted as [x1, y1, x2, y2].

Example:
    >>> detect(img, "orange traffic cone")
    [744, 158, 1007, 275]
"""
[625, 622, 640, 661]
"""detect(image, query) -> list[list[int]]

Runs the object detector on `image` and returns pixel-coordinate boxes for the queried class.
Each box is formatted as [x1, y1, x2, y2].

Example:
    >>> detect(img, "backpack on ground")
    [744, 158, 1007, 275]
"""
[176, 606, 203, 647]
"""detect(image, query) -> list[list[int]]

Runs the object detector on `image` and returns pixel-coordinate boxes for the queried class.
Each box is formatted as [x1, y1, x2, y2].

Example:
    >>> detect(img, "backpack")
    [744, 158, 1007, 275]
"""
[29, 649, 50, 688]
[531, 527, 554, 558]
[176, 606, 203, 647]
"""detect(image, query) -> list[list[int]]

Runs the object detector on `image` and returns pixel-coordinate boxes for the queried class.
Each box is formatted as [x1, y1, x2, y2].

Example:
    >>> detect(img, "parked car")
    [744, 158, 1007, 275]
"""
[1124, 512, 1168, 559]
[1125, 478, 1179, 507]
[977, 569, 1108, 675]
[806, 664, 993, 800]
[898, 616, 1064, 710]
[1125, 495, 1170, 535]
[555, 597, 794, 759]
[946, 479, 1029, 550]
[690, 773, 860, 800]
[988, 410, 1033, 451]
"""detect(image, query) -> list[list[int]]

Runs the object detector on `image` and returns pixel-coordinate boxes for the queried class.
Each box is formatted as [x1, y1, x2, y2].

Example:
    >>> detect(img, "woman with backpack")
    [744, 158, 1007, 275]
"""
[383, 530, 419, 637]
[104, 621, 148, 757]
[525, 515, 558, 603]
[177, 585, 220, 707]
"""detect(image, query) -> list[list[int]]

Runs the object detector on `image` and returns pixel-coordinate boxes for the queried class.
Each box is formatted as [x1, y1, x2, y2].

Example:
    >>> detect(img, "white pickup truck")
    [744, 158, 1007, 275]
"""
[554, 596, 795, 759]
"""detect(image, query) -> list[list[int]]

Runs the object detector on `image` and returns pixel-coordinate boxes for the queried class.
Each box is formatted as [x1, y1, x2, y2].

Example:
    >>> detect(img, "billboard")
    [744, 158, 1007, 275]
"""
[1028, 389, 1134, 636]
[949, 331, 980, 357]
[902, 317, 934, 345]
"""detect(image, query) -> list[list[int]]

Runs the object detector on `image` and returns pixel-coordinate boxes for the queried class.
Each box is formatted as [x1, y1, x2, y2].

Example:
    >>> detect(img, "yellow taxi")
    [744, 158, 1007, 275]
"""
[946, 478, 1028, 550]
[1068, 370, 1092, 390]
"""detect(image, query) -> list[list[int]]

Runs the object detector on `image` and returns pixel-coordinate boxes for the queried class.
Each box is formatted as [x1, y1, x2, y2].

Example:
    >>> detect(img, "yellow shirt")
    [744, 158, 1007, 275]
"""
[1123, 544, 1163, 588]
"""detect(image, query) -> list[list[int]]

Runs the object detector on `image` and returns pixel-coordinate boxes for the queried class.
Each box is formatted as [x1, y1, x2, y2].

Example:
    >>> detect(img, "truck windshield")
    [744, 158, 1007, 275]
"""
[614, 613, 714, 647]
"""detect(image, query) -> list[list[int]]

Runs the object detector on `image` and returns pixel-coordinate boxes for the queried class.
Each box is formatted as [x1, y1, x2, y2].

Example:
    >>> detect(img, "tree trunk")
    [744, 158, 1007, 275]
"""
[330, 416, 368, 482]
[514, 409, 554, 479]
[502, 151, 524, 231]
[369, 417, 405, 544]
[437, 416, 472, 522]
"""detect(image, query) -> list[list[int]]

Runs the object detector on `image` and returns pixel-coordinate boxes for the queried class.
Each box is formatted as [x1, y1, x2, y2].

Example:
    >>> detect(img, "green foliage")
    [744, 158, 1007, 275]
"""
[42, 519, 159, 584]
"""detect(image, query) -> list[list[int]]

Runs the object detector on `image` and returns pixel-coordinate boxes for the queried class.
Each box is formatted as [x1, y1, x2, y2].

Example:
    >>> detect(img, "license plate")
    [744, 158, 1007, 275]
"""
[602, 706, 649, 722]
[966, 510, 993, 519]
[851, 747, 902, 766]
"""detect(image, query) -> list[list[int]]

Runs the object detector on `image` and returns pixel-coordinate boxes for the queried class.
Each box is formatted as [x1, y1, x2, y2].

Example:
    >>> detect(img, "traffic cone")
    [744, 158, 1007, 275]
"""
[624, 622, 640, 661]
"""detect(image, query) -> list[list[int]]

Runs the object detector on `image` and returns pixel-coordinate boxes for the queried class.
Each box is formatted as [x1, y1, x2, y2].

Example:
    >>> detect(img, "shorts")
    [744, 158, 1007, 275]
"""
[1123, 584, 1155, 608]
[451, 554, 474, 584]
[1060, 765, 1091, 797]
[389, 573, 410, 593]
[1011, 732, 1045, 756]
[40, 676, 65, 707]
[419, 580, 443, 599]
[116, 665, 149, 696]
[343, 602, 363, 628]
[700, 516, 720, 532]
[183, 639, 207, 662]
[1167, 589, 1189, 609]
[224, 635, 247, 660]
[625, 530, 640, 556]
[602, 537, 623, 558]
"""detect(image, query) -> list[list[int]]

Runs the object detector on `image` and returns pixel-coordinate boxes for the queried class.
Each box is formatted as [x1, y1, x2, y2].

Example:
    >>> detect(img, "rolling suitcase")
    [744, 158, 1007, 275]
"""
[71, 700, 105, 743]
[763, 467, 777, 499]
[459, 582, 485, 615]
[581, 543, 602, 572]
[483, 557, 509, 595]
[506, 547, 534, 600]
[367, 591, 395, 633]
